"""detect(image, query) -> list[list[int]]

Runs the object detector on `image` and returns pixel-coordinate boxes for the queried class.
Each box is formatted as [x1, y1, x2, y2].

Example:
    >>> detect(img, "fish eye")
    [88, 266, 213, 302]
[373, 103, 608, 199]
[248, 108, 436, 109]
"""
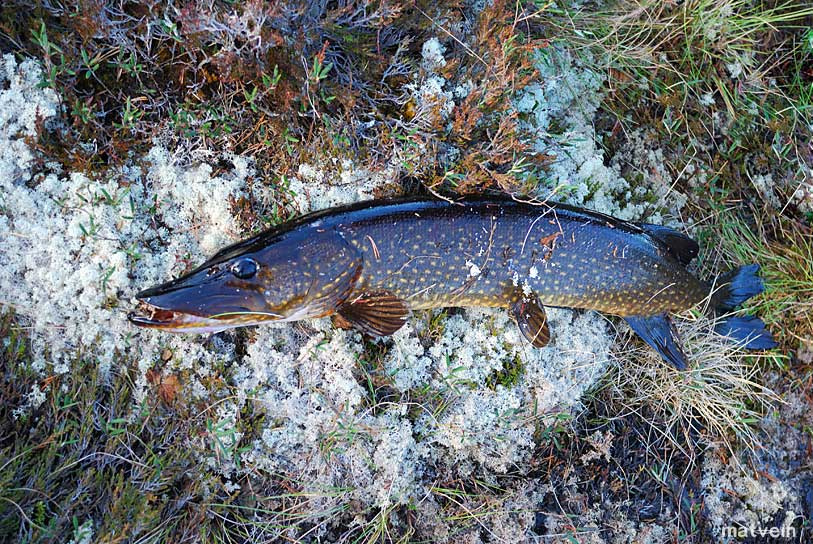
[231, 257, 259, 279]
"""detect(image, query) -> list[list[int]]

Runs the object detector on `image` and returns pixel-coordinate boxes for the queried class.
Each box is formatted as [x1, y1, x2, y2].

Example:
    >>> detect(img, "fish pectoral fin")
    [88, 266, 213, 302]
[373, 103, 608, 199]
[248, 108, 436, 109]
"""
[337, 291, 409, 337]
[510, 295, 550, 348]
[624, 314, 689, 370]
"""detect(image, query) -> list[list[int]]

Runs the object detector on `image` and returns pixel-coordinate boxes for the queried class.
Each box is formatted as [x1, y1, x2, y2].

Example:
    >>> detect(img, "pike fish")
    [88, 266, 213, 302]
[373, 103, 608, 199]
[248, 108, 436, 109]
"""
[129, 197, 776, 369]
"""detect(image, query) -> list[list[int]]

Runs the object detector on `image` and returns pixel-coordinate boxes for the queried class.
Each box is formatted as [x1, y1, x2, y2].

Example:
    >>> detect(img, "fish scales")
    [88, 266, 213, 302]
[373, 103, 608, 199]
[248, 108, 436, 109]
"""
[130, 196, 776, 369]
[335, 199, 707, 315]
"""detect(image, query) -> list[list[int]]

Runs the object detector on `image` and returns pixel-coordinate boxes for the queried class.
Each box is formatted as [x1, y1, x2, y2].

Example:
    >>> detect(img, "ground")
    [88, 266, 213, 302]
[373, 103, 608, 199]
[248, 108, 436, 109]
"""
[0, 1, 811, 543]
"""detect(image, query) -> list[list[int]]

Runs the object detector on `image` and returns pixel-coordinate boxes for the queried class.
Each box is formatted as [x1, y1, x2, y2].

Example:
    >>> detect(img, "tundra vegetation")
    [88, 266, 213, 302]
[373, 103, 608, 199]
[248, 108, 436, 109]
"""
[0, 1, 811, 542]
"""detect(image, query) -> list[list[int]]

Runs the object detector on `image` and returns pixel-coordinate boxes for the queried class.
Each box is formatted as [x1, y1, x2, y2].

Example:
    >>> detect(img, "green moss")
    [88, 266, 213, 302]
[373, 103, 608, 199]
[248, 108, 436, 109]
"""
[421, 309, 448, 343]
[485, 353, 525, 390]
[547, 117, 567, 136]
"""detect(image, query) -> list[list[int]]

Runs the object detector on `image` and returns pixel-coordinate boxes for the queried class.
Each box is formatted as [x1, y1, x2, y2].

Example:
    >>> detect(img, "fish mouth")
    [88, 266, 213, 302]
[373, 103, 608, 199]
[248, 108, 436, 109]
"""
[128, 300, 238, 333]
[129, 269, 293, 333]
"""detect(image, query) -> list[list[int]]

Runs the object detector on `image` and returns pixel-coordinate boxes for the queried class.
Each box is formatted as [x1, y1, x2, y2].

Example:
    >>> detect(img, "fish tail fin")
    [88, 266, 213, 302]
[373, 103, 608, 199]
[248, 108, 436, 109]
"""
[710, 264, 777, 349]
[711, 264, 764, 311]
[714, 316, 778, 350]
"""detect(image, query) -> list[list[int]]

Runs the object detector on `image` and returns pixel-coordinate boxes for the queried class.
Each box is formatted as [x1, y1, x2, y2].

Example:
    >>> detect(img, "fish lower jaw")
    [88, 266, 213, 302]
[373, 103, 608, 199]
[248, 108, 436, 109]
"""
[128, 296, 326, 334]
[278, 304, 323, 323]
[128, 301, 269, 334]
[127, 309, 241, 334]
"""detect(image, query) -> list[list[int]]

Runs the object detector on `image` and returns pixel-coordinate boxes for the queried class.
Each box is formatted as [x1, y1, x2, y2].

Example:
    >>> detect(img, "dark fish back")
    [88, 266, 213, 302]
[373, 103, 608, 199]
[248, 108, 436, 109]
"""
[331, 198, 707, 316]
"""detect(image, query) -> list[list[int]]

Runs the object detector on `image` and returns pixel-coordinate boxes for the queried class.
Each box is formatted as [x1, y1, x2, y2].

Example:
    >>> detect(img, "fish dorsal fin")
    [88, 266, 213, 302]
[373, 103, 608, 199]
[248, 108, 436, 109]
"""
[638, 223, 699, 265]
[624, 314, 689, 370]
[510, 294, 550, 348]
[337, 291, 409, 337]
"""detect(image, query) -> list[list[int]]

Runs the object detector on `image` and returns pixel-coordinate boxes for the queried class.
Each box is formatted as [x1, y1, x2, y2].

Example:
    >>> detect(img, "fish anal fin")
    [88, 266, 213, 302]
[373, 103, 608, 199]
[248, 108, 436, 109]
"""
[625, 314, 689, 370]
[510, 294, 550, 348]
[338, 291, 409, 337]
[639, 223, 699, 265]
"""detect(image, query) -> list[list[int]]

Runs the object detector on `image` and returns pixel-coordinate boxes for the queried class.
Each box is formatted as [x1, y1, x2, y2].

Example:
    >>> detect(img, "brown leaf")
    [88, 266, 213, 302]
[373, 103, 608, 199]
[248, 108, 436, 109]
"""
[157, 374, 180, 404]
[147, 369, 180, 404]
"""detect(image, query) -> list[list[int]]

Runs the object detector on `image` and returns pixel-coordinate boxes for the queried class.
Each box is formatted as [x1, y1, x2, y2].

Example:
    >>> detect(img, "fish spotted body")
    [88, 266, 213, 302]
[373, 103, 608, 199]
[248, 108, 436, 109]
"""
[130, 197, 776, 368]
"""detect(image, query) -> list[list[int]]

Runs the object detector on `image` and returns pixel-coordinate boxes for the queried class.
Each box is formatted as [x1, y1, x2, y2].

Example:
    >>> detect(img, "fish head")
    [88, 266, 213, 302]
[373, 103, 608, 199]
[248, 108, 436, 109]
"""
[129, 229, 362, 333]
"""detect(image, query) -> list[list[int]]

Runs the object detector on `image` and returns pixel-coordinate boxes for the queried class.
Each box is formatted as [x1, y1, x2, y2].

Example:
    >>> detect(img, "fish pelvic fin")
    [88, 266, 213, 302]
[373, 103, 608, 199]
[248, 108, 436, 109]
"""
[709, 264, 777, 350]
[625, 314, 689, 370]
[510, 294, 550, 348]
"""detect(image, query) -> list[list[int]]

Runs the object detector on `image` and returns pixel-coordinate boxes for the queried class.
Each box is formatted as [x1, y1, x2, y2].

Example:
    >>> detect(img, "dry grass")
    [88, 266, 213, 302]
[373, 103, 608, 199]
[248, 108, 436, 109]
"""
[543, 0, 810, 464]
[565, 0, 813, 123]
[542, 2, 813, 539]
[606, 311, 781, 461]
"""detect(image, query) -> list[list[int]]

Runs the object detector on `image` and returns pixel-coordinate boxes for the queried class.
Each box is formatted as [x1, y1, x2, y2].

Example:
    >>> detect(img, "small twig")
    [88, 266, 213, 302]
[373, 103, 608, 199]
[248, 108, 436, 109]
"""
[415, 6, 489, 69]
